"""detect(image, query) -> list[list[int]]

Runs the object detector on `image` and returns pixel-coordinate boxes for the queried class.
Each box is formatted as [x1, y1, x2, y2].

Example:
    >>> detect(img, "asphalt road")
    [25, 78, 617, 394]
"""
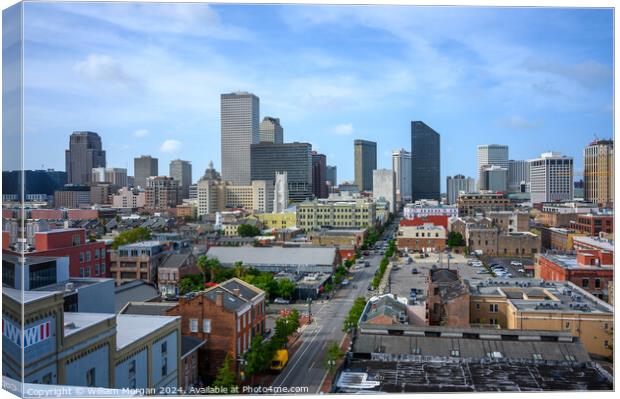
[271, 223, 397, 393]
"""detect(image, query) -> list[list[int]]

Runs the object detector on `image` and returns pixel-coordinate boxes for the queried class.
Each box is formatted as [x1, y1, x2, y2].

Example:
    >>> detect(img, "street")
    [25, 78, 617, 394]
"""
[271, 223, 395, 393]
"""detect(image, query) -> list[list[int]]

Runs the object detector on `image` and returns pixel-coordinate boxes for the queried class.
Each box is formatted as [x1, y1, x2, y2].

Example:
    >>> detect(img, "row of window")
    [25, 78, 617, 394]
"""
[79, 263, 106, 277]
[475, 303, 499, 313]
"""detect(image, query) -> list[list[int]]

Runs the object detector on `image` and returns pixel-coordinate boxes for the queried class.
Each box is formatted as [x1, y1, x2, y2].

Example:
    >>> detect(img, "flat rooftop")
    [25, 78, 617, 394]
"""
[2, 287, 58, 304]
[207, 246, 337, 266]
[115, 314, 179, 350]
[541, 253, 613, 270]
[118, 240, 163, 248]
[34, 277, 114, 293]
[468, 279, 613, 314]
[573, 236, 614, 251]
[64, 312, 115, 337]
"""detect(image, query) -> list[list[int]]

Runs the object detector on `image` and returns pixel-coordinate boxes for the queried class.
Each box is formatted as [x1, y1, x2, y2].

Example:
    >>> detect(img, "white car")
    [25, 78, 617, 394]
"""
[510, 261, 523, 266]
[518, 268, 525, 273]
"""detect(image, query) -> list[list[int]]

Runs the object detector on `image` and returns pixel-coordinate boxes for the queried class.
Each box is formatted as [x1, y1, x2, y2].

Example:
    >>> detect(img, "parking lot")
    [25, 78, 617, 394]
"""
[483, 257, 535, 278]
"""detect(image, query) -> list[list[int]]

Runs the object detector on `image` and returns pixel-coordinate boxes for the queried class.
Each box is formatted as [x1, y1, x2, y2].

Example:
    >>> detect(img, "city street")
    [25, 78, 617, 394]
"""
[270, 226, 394, 392]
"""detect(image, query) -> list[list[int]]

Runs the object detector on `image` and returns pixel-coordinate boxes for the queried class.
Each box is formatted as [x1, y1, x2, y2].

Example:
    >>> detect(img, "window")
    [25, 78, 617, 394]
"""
[190, 319, 198, 332]
[86, 368, 96, 387]
[487, 351, 502, 359]
[100, 263, 106, 274]
[85, 251, 91, 262]
[475, 304, 480, 310]
[42, 373, 52, 385]
[80, 252, 85, 263]
[161, 341, 167, 355]
[582, 278, 589, 288]
[595, 279, 601, 289]
[450, 350, 460, 357]
[532, 354, 543, 360]
[489, 304, 499, 313]
[203, 319, 211, 333]
[162, 357, 168, 377]
[565, 322, 570, 329]
[95, 248, 100, 259]
[604, 340, 609, 348]
[564, 355, 576, 361]
[128, 359, 136, 378]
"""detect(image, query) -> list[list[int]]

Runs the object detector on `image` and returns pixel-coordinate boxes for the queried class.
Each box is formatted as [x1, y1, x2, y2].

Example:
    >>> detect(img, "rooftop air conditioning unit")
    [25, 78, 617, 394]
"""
[65, 282, 75, 292]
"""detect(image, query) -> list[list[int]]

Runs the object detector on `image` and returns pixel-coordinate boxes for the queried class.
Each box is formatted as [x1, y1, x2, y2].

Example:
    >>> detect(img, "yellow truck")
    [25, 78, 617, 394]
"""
[270, 349, 289, 372]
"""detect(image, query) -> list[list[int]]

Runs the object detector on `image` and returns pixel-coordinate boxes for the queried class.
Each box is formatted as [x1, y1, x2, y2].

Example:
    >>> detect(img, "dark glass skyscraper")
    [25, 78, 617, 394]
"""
[311, 151, 328, 199]
[354, 139, 377, 192]
[411, 121, 440, 201]
[65, 131, 106, 184]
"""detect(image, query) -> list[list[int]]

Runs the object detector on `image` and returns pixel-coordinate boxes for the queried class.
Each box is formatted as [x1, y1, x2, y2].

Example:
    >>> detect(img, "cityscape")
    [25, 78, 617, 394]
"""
[1, 1, 616, 398]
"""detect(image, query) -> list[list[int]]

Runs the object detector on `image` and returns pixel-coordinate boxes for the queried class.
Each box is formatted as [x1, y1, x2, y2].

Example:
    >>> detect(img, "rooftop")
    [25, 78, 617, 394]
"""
[202, 286, 251, 313]
[114, 281, 159, 312]
[573, 236, 614, 252]
[219, 278, 264, 302]
[182, 336, 206, 357]
[160, 253, 193, 269]
[63, 312, 115, 337]
[33, 277, 114, 293]
[115, 314, 180, 350]
[120, 302, 178, 316]
[207, 246, 337, 266]
[2, 287, 58, 305]
[541, 253, 613, 270]
[118, 240, 164, 249]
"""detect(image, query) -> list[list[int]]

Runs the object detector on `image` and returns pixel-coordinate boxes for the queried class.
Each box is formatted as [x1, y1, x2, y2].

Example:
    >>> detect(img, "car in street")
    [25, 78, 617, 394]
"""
[411, 268, 419, 274]
[518, 268, 525, 273]
[367, 283, 374, 291]
[363, 251, 370, 256]
[510, 261, 523, 266]
[341, 279, 350, 286]
[274, 298, 290, 304]
[476, 270, 490, 274]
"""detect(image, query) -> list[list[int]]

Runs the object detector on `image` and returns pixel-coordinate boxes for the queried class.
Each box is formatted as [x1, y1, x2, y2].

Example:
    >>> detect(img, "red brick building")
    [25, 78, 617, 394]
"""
[400, 215, 449, 230]
[426, 269, 470, 326]
[166, 278, 266, 379]
[31, 209, 64, 219]
[30, 228, 108, 277]
[537, 250, 613, 302]
[570, 213, 614, 235]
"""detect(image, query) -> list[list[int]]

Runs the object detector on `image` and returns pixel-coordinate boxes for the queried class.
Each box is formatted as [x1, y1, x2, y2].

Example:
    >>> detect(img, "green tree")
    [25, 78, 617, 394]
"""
[272, 317, 290, 349]
[178, 274, 204, 294]
[237, 224, 260, 237]
[276, 278, 295, 299]
[324, 342, 344, 371]
[447, 232, 466, 247]
[111, 227, 151, 249]
[198, 256, 221, 282]
[343, 297, 367, 332]
[244, 336, 273, 380]
[233, 261, 247, 278]
[212, 353, 237, 392]
[286, 309, 300, 335]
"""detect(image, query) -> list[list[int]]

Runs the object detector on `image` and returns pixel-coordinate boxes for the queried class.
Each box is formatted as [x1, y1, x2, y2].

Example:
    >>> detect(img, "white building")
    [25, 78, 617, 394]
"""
[372, 169, 396, 213]
[273, 171, 289, 213]
[477, 144, 508, 190]
[112, 187, 146, 209]
[529, 152, 574, 205]
[403, 200, 458, 219]
[392, 149, 412, 202]
[446, 175, 475, 205]
[91, 167, 128, 187]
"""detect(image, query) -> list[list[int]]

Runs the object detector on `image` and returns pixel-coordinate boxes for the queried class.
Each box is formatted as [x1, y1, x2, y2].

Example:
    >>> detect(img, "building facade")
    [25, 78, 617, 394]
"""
[54, 185, 92, 208]
[372, 169, 396, 213]
[134, 155, 159, 189]
[529, 152, 574, 205]
[145, 176, 181, 210]
[65, 131, 106, 185]
[311, 151, 328, 199]
[259, 116, 283, 144]
[476, 144, 508, 191]
[584, 139, 614, 208]
[354, 139, 377, 192]
[456, 192, 513, 216]
[392, 149, 412, 203]
[112, 187, 146, 209]
[169, 159, 192, 200]
[297, 199, 376, 231]
[326, 165, 337, 188]
[446, 175, 475, 205]
[411, 121, 440, 201]
[273, 172, 289, 213]
[396, 224, 447, 253]
[91, 167, 128, 188]
[109, 241, 168, 285]
[479, 165, 508, 192]
[508, 159, 530, 193]
[221, 92, 260, 185]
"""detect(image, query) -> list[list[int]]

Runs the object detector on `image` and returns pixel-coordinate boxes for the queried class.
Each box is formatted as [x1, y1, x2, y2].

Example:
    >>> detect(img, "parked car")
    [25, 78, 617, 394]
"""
[518, 268, 525, 273]
[341, 279, 350, 286]
[274, 297, 290, 304]
[411, 268, 419, 274]
[363, 251, 370, 256]
[510, 261, 523, 266]
[367, 283, 374, 291]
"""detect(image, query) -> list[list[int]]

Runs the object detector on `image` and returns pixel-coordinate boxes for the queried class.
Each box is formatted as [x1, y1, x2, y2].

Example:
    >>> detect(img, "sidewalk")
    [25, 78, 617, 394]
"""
[318, 334, 351, 393]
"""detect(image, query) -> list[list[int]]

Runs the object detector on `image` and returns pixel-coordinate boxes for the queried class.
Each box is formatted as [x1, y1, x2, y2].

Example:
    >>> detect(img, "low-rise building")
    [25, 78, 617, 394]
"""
[403, 200, 458, 219]
[400, 215, 449, 229]
[539, 227, 586, 251]
[456, 192, 513, 216]
[468, 279, 614, 357]
[426, 269, 469, 326]
[570, 212, 614, 235]
[536, 250, 613, 302]
[54, 185, 92, 208]
[307, 228, 368, 247]
[396, 223, 447, 253]
[572, 235, 614, 253]
[158, 253, 201, 297]
[296, 198, 376, 231]
[206, 246, 339, 273]
[109, 241, 169, 285]
[467, 227, 540, 257]
[252, 210, 297, 230]
[487, 211, 529, 232]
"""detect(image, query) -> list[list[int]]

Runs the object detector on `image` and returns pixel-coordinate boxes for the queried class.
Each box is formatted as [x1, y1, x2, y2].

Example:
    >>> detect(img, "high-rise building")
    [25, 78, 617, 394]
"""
[480, 165, 508, 192]
[584, 139, 614, 207]
[392, 149, 412, 203]
[311, 151, 328, 199]
[226, 180, 274, 212]
[273, 172, 289, 213]
[354, 139, 377, 192]
[508, 160, 530, 193]
[221, 92, 260, 185]
[529, 152, 574, 205]
[145, 176, 180, 210]
[134, 155, 158, 188]
[197, 163, 228, 217]
[65, 131, 106, 184]
[2, 169, 67, 197]
[326, 166, 337, 187]
[373, 169, 396, 213]
[477, 144, 508, 190]
[411, 121, 440, 201]
[259, 116, 283, 144]
[446, 175, 475, 205]
[169, 159, 192, 200]
[91, 167, 128, 188]
[250, 142, 313, 202]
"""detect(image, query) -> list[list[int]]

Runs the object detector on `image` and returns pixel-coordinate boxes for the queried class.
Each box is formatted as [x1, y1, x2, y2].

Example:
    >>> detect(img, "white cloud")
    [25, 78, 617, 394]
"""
[74, 54, 140, 89]
[160, 139, 182, 153]
[499, 115, 539, 130]
[133, 129, 149, 138]
[331, 123, 355, 135]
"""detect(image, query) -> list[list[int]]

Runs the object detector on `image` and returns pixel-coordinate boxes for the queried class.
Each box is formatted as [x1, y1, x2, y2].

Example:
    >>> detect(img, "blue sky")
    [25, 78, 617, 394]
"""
[8, 2, 614, 189]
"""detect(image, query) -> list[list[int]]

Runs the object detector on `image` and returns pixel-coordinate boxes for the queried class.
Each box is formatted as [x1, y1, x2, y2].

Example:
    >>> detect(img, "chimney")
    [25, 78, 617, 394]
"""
[233, 288, 241, 297]
[215, 291, 224, 307]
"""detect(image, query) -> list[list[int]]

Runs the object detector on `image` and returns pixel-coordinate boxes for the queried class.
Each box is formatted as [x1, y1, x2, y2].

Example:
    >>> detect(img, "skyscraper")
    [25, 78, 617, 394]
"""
[311, 151, 328, 198]
[221, 92, 259, 185]
[411, 121, 440, 201]
[529, 152, 574, 204]
[259, 116, 283, 144]
[169, 159, 192, 199]
[273, 172, 289, 213]
[477, 144, 509, 190]
[91, 167, 128, 188]
[373, 169, 396, 213]
[65, 131, 106, 184]
[480, 165, 508, 192]
[250, 142, 312, 202]
[134, 156, 158, 188]
[354, 139, 377, 192]
[145, 176, 180, 210]
[326, 165, 337, 187]
[507, 160, 530, 193]
[584, 139, 614, 207]
[392, 149, 412, 203]
[446, 175, 475, 205]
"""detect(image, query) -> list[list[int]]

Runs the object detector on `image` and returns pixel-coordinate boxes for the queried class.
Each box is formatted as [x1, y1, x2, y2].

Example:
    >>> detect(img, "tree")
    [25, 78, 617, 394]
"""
[276, 278, 295, 299]
[198, 256, 221, 282]
[343, 297, 367, 332]
[244, 336, 273, 380]
[111, 227, 151, 249]
[178, 274, 204, 295]
[237, 224, 260, 237]
[233, 261, 247, 278]
[447, 232, 466, 247]
[324, 342, 344, 371]
[212, 353, 237, 392]
[286, 309, 300, 335]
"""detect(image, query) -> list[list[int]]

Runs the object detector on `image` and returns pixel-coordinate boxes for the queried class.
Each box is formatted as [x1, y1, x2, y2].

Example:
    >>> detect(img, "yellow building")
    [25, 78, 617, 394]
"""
[296, 199, 376, 231]
[253, 211, 297, 229]
[468, 279, 613, 358]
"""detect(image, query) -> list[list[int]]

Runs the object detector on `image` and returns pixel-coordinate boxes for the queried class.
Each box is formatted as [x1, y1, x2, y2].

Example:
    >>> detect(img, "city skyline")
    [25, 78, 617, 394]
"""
[4, 3, 612, 190]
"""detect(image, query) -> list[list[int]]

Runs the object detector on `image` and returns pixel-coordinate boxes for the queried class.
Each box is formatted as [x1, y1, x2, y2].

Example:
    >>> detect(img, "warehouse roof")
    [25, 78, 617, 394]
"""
[115, 314, 180, 350]
[207, 246, 337, 266]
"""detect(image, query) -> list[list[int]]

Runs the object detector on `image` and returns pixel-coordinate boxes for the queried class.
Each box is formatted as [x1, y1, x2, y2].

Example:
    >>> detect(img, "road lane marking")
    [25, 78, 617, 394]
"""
[275, 325, 323, 387]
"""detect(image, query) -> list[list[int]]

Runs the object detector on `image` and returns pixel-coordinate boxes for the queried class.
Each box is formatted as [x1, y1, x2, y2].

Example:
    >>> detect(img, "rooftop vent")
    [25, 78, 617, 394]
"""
[65, 282, 75, 292]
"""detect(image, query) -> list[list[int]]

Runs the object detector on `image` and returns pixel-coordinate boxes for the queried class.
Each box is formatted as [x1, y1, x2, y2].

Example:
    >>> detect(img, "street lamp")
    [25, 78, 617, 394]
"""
[307, 297, 312, 324]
